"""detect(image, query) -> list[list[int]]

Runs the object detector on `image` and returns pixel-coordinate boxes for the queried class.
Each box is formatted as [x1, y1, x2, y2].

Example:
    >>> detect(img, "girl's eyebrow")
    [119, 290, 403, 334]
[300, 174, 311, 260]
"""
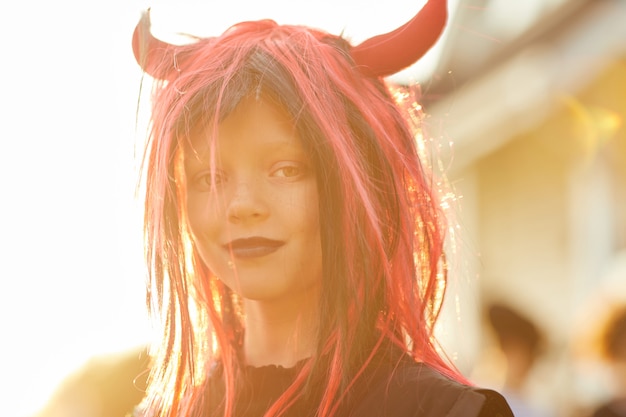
[261, 139, 307, 154]
[182, 141, 215, 169]
[183, 138, 308, 168]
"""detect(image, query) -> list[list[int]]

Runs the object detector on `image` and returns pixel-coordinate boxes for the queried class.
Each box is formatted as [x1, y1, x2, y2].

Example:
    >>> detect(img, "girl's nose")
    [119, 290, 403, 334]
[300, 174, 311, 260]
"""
[226, 181, 269, 224]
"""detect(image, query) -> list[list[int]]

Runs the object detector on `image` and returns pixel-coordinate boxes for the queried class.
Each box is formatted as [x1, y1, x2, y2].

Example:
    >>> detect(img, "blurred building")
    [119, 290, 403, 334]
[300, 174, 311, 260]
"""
[417, 1, 626, 416]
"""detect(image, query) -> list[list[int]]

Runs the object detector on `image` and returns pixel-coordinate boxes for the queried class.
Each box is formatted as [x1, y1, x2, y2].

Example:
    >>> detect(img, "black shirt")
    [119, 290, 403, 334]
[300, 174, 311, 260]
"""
[204, 354, 514, 417]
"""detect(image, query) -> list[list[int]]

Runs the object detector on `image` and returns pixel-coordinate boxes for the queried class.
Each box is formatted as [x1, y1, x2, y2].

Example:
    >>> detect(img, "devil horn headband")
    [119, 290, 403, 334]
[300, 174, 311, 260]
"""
[132, 0, 447, 80]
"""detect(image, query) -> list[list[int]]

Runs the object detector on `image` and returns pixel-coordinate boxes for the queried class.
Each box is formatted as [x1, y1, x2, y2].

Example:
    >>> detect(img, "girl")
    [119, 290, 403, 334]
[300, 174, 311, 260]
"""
[131, 1, 514, 416]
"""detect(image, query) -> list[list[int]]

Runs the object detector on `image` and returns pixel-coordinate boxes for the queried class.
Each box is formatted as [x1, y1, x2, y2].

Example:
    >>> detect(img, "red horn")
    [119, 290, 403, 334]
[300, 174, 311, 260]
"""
[132, 9, 182, 80]
[351, 0, 448, 78]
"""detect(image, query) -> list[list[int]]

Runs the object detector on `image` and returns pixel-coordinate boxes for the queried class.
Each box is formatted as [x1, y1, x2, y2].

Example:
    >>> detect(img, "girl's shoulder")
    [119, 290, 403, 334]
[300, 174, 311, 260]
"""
[348, 359, 513, 417]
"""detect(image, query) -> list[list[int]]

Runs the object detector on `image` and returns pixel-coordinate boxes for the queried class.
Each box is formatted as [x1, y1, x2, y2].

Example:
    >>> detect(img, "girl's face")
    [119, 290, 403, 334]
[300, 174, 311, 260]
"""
[184, 96, 323, 303]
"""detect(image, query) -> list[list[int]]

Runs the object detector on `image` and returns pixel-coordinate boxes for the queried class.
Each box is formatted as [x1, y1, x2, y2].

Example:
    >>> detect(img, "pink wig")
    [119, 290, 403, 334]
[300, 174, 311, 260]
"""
[135, 6, 461, 417]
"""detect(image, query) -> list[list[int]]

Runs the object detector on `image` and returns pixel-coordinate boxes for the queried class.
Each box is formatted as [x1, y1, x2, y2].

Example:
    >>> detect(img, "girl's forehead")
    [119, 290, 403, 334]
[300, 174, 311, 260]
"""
[182, 96, 304, 159]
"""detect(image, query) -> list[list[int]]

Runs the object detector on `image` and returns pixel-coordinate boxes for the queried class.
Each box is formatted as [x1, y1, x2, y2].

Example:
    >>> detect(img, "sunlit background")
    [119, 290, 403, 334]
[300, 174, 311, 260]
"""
[1, 1, 625, 416]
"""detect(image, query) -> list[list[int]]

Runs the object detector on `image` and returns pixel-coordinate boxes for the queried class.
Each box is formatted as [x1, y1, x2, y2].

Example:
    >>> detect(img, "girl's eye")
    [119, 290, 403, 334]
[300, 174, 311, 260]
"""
[193, 171, 226, 190]
[273, 164, 303, 178]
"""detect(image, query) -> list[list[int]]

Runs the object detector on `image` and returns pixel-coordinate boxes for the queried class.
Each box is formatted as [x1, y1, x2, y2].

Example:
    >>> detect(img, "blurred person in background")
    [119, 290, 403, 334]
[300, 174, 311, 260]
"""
[35, 346, 149, 417]
[483, 302, 554, 417]
[588, 305, 626, 417]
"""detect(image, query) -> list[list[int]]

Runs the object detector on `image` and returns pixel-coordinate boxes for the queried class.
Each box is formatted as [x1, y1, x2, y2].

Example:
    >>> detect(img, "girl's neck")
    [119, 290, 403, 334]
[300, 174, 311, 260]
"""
[242, 286, 320, 368]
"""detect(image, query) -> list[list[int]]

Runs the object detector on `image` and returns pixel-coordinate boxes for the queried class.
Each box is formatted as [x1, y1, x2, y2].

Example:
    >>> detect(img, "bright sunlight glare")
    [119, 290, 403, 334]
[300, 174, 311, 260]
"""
[0, 3, 151, 416]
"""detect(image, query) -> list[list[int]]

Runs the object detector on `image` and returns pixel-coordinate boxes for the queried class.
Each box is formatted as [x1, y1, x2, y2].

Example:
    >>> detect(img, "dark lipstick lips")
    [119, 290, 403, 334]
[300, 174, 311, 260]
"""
[225, 237, 285, 259]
